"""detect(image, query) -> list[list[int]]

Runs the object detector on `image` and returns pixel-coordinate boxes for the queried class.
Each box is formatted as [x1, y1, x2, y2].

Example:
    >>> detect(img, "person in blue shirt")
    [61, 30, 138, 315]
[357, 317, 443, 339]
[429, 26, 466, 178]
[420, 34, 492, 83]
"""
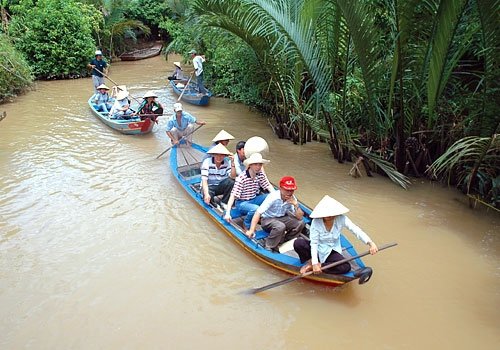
[293, 195, 379, 274]
[91, 84, 114, 113]
[166, 103, 206, 146]
[247, 176, 305, 252]
[87, 50, 108, 93]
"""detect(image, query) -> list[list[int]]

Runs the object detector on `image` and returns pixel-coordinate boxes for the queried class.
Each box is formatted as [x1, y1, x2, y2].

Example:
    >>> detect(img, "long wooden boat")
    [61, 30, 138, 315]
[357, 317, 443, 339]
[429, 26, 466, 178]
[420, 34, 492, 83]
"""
[119, 43, 163, 61]
[171, 143, 375, 289]
[169, 79, 211, 106]
[87, 97, 154, 135]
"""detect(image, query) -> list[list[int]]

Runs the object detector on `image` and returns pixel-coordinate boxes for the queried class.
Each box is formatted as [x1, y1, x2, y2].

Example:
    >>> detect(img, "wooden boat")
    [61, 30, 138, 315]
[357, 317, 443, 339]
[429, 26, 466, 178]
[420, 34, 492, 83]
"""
[171, 143, 375, 289]
[119, 43, 163, 61]
[87, 97, 154, 135]
[169, 79, 211, 106]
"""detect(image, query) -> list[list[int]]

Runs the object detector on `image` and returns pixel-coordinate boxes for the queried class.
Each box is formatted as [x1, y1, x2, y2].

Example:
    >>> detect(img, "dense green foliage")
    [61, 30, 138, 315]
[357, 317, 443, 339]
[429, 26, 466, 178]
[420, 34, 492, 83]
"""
[0, 33, 33, 102]
[8, 0, 95, 79]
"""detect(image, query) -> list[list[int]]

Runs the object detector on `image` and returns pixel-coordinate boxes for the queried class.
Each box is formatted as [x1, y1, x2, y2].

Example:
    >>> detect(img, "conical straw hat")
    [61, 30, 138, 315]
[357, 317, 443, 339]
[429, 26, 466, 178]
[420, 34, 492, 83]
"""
[96, 84, 109, 90]
[212, 129, 235, 142]
[243, 152, 270, 167]
[309, 195, 349, 218]
[207, 143, 232, 155]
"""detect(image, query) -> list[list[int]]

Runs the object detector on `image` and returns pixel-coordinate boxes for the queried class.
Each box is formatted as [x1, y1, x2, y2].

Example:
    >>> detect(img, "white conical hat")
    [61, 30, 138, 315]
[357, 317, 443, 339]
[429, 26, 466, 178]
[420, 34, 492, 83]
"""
[207, 143, 232, 155]
[309, 195, 349, 218]
[143, 90, 157, 98]
[243, 152, 270, 167]
[244, 136, 269, 158]
[96, 84, 109, 90]
[212, 130, 235, 142]
[173, 61, 181, 68]
[116, 90, 129, 100]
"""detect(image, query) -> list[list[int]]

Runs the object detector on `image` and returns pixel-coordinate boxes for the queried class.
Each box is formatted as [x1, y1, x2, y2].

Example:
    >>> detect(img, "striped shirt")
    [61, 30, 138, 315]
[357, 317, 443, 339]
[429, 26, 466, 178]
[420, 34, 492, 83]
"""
[257, 190, 295, 218]
[231, 170, 271, 201]
[201, 157, 231, 186]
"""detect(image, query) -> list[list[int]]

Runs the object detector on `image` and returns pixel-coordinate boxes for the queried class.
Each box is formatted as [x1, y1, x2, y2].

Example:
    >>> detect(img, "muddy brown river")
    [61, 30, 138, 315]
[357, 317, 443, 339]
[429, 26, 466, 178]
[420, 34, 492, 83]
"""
[0, 56, 498, 349]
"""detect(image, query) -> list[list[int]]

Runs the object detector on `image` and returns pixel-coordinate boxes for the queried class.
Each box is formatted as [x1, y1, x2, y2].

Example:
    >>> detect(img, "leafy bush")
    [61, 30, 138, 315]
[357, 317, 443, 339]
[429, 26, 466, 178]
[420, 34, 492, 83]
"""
[9, 0, 95, 79]
[0, 33, 33, 102]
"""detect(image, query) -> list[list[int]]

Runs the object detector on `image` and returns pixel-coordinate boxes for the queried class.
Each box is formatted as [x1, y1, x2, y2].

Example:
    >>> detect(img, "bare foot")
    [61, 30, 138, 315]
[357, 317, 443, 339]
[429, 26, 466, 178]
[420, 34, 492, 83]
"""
[300, 262, 312, 274]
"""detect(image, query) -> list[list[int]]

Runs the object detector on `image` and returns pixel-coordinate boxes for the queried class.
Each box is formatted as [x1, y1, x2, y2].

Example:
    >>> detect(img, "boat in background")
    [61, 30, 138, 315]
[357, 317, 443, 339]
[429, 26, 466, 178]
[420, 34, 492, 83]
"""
[119, 43, 163, 61]
[169, 80, 211, 106]
[87, 97, 154, 135]
[171, 142, 375, 288]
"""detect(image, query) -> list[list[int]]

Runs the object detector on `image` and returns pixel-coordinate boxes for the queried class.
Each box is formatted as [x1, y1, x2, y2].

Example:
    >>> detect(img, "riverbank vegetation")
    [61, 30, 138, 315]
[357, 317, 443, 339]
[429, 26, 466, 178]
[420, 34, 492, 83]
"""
[0, 0, 498, 208]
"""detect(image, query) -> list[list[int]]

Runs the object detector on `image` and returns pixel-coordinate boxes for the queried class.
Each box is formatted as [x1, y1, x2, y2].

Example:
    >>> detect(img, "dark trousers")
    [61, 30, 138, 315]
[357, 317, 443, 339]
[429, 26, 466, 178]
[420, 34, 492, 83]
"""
[261, 215, 305, 249]
[293, 238, 351, 274]
[208, 177, 234, 204]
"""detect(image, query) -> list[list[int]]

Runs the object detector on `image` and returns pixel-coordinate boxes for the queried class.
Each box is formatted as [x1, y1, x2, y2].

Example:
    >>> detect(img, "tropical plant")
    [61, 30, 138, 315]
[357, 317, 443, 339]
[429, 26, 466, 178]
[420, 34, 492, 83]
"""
[0, 33, 32, 102]
[8, 0, 95, 79]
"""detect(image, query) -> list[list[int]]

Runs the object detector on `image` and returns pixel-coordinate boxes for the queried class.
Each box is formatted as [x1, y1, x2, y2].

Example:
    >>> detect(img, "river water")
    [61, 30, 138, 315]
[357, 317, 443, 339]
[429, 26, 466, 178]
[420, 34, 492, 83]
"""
[0, 56, 498, 349]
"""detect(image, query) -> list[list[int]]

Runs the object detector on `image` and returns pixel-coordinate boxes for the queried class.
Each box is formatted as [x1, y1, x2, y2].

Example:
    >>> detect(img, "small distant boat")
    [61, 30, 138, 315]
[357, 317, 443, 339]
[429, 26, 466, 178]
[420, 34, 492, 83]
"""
[171, 143, 375, 288]
[87, 97, 154, 135]
[119, 43, 163, 61]
[169, 80, 211, 106]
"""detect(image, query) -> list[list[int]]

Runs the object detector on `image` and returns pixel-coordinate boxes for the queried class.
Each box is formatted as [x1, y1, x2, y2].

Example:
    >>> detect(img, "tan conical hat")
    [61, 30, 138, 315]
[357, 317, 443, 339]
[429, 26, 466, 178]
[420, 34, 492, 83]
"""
[309, 195, 349, 218]
[244, 136, 269, 158]
[207, 143, 232, 155]
[212, 130, 235, 142]
[243, 152, 270, 167]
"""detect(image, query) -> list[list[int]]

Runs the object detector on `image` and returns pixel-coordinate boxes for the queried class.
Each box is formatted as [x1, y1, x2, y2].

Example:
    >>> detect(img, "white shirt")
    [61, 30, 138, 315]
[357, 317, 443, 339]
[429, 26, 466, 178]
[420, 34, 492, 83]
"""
[310, 216, 372, 265]
[192, 55, 204, 76]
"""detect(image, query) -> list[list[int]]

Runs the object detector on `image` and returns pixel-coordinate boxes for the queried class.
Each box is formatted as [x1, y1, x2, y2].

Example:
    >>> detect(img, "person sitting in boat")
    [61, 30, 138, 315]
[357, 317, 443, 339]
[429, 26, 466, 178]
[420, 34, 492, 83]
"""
[137, 91, 163, 121]
[224, 153, 275, 232]
[246, 176, 305, 252]
[166, 102, 206, 146]
[109, 90, 136, 120]
[201, 143, 236, 207]
[233, 141, 247, 176]
[168, 61, 184, 81]
[203, 130, 235, 161]
[91, 84, 114, 113]
[293, 195, 379, 274]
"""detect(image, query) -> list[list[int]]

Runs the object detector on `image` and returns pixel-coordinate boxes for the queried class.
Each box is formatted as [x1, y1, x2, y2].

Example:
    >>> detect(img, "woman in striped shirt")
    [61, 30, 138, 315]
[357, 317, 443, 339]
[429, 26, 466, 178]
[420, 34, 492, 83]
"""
[224, 153, 275, 234]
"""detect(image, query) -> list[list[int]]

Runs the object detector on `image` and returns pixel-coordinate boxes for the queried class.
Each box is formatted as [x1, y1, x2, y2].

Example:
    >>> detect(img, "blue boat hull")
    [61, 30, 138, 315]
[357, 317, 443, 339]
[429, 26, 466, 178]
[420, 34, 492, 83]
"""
[171, 143, 371, 288]
[169, 80, 211, 106]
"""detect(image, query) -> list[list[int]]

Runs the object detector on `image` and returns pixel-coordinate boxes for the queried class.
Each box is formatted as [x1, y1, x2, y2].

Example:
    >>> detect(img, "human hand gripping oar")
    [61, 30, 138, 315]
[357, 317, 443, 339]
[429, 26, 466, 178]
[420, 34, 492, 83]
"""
[246, 242, 398, 294]
[155, 124, 204, 159]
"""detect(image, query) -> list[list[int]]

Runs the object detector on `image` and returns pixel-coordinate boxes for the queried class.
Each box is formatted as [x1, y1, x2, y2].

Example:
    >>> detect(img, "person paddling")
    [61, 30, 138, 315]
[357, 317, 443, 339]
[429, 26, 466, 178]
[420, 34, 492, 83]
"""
[165, 103, 206, 146]
[87, 50, 108, 93]
[293, 195, 379, 274]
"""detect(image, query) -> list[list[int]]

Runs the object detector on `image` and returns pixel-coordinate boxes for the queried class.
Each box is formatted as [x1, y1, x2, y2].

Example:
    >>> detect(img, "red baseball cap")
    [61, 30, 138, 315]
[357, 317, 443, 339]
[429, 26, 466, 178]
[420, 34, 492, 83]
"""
[279, 176, 297, 190]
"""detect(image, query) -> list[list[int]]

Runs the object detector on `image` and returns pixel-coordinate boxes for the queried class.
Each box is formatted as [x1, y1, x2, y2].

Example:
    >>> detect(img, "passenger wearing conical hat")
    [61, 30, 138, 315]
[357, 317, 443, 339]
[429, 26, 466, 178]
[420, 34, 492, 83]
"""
[109, 89, 136, 120]
[247, 176, 305, 252]
[137, 91, 164, 121]
[203, 130, 236, 161]
[87, 49, 108, 93]
[201, 143, 235, 207]
[224, 152, 275, 232]
[90, 84, 114, 113]
[293, 195, 378, 275]
[166, 102, 206, 146]
[168, 61, 184, 81]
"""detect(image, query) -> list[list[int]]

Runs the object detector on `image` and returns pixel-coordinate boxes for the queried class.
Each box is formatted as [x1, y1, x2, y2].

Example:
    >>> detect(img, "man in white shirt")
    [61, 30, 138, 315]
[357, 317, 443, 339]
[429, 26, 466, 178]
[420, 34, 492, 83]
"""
[189, 49, 208, 95]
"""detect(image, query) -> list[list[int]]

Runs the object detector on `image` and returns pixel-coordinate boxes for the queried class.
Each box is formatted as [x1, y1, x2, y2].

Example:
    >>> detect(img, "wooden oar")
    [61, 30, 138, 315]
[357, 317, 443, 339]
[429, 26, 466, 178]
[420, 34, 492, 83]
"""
[246, 242, 398, 294]
[177, 72, 194, 101]
[155, 124, 204, 159]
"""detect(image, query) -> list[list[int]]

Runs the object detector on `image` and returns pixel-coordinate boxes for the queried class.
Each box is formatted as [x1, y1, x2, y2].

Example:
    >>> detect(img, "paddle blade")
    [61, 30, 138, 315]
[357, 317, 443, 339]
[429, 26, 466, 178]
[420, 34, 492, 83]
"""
[246, 275, 303, 294]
